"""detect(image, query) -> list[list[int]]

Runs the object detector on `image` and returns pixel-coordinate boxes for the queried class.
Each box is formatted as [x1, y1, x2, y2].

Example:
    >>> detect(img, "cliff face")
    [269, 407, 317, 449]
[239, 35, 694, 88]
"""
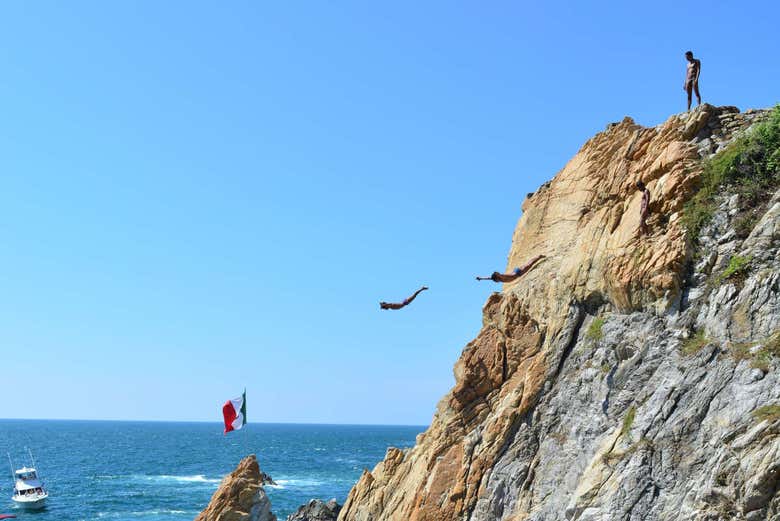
[339, 105, 780, 521]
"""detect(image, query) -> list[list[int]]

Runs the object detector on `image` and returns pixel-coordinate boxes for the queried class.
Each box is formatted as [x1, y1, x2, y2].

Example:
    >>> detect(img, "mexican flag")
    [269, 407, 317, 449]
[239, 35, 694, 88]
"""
[222, 390, 246, 434]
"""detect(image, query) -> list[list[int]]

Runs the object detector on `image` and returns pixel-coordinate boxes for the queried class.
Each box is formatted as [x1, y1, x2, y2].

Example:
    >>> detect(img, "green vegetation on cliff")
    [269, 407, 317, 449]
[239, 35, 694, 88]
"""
[731, 331, 780, 372]
[684, 105, 780, 241]
[717, 255, 751, 284]
[681, 330, 709, 356]
[586, 316, 605, 342]
[620, 406, 636, 438]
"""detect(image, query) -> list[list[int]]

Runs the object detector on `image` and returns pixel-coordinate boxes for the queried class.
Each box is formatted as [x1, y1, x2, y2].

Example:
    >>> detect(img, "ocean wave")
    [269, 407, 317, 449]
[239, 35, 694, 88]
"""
[272, 478, 325, 487]
[95, 474, 222, 485]
[154, 474, 222, 484]
[95, 510, 197, 518]
[133, 474, 222, 483]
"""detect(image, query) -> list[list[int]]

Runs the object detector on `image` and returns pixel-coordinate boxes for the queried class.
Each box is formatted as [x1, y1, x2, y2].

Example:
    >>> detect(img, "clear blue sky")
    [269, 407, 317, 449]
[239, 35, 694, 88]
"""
[1, 1, 776, 425]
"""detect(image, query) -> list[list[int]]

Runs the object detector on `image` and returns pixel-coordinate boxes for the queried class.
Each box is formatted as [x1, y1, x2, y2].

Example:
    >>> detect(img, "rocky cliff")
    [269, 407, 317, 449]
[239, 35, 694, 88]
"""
[195, 454, 276, 521]
[339, 104, 780, 521]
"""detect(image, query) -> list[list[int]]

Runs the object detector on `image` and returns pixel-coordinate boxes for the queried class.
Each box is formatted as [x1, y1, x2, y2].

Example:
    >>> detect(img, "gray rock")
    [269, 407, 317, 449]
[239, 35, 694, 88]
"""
[469, 187, 780, 520]
[286, 499, 340, 521]
[260, 471, 277, 487]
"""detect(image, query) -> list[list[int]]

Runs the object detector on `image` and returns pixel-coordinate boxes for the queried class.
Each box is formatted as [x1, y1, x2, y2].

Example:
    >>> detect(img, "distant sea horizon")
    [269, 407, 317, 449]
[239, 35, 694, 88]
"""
[0, 419, 425, 520]
[1, 418, 428, 427]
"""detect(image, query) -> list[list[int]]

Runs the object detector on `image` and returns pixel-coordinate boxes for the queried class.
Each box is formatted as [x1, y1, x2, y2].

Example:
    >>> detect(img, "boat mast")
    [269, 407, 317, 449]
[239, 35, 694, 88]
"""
[7, 453, 15, 484]
[27, 447, 37, 470]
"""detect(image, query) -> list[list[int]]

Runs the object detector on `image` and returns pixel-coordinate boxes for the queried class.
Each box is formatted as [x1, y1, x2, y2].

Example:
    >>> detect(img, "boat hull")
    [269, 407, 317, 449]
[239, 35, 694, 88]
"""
[11, 495, 47, 510]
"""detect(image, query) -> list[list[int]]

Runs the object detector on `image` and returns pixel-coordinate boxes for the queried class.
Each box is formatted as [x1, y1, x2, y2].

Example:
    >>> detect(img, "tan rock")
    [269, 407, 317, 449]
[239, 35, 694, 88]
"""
[195, 455, 276, 521]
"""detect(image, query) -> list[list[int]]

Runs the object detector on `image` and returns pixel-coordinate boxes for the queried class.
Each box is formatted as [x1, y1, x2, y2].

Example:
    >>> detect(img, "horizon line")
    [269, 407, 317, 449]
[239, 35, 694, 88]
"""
[0, 417, 429, 428]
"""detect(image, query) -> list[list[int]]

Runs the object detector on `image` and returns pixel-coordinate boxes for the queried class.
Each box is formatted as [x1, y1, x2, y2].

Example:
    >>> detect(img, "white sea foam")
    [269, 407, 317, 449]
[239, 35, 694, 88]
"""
[95, 510, 196, 519]
[155, 474, 222, 484]
[97, 474, 222, 485]
[273, 478, 325, 487]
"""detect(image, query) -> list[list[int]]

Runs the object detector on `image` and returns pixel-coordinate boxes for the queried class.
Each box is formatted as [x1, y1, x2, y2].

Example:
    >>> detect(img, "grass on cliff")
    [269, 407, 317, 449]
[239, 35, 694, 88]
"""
[601, 407, 642, 466]
[715, 255, 751, 285]
[620, 406, 636, 438]
[586, 316, 605, 342]
[731, 331, 780, 372]
[683, 104, 780, 242]
[681, 330, 709, 356]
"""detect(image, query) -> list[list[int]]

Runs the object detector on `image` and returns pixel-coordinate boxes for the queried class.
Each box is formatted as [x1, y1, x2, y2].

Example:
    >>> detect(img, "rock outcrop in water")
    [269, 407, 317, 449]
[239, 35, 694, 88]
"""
[195, 454, 276, 521]
[339, 104, 780, 520]
[286, 499, 341, 521]
[260, 471, 277, 487]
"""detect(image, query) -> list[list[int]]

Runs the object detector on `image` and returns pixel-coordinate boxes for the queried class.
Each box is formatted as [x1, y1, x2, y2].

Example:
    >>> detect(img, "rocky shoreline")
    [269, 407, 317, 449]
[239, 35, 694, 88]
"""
[194, 454, 340, 521]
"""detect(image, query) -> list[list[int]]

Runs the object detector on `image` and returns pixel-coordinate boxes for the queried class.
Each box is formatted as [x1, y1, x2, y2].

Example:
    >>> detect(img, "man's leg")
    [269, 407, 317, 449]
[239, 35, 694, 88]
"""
[404, 286, 428, 305]
[519, 255, 545, 273]
[686, 85, 693, 111]
[694, 82, 701, 105]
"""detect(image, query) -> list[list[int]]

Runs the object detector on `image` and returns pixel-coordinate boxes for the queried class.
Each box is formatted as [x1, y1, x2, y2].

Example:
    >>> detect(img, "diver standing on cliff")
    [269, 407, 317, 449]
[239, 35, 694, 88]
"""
[476, 255, 545, 283]
[684, 51, 702, 111]
[380, 286, 429, 310]
[637, 180, 651, 236]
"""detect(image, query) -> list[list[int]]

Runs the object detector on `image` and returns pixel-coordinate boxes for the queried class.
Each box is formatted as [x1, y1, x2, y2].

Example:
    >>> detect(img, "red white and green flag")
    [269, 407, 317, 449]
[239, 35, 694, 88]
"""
[222, 390, 246, 434]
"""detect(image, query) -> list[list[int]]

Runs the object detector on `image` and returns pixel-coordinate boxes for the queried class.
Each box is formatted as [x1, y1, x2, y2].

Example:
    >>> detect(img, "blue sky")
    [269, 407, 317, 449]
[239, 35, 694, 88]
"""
[1, 1, 777, 425]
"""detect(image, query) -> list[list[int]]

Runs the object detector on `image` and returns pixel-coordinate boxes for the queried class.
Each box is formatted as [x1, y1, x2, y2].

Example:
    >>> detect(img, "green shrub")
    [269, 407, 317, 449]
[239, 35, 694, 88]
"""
[683, 105, 780, 242]
[586, 316, 605, 342]
[681, 330, 709, 356]
[716, 255, 751, 284]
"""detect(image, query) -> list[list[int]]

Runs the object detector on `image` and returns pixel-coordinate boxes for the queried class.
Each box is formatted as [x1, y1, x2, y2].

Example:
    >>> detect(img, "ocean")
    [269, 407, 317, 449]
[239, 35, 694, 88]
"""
[0, 420, 424, 520]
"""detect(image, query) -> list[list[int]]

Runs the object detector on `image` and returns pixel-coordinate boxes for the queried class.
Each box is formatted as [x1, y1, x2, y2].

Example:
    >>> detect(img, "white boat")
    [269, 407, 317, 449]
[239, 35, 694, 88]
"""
[8, 451, 48, 510]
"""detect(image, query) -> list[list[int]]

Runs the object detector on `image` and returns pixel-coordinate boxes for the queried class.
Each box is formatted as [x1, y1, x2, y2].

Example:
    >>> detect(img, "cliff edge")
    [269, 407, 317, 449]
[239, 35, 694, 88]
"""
[339, 105, 780, 521]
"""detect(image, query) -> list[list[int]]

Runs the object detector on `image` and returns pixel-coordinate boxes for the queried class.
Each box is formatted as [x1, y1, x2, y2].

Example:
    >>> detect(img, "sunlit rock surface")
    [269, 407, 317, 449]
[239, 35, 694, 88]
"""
[195, 455, 276, 521]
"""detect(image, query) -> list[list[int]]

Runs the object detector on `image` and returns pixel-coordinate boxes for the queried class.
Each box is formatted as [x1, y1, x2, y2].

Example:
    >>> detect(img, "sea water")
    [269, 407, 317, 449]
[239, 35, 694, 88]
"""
[0, 420, 424, 520]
